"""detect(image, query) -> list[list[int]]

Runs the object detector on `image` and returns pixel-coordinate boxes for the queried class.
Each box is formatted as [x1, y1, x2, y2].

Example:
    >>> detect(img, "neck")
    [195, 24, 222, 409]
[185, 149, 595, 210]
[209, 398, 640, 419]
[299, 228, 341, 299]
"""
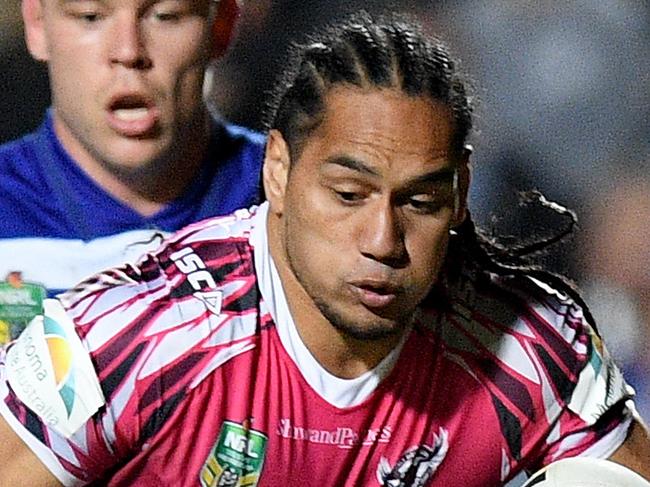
[53, 113, 210, 217]
[267, 212, 408, 379]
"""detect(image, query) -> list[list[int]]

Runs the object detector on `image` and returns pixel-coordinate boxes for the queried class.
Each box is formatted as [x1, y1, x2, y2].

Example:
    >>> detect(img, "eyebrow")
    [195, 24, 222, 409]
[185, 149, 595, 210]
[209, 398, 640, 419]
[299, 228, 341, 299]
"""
[324, 156, 380, 177]
[58, 0, 105, 5]
[323, 155, 457, 184]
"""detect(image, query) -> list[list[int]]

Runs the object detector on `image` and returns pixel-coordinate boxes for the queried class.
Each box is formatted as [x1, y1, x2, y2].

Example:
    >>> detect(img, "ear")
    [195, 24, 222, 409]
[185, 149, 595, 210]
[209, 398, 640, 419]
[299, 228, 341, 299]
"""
[22, 0, 49, 62]
[452, 145, 472, 227]
[210, 0, 241, 58]
[263, 130, 291, 216]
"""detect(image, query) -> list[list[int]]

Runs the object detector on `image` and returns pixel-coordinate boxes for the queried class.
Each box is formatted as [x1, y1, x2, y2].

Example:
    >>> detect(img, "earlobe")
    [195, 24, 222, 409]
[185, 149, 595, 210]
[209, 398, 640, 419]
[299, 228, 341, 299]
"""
[262, 130, 291, 216]
[22, 0, 49, 62]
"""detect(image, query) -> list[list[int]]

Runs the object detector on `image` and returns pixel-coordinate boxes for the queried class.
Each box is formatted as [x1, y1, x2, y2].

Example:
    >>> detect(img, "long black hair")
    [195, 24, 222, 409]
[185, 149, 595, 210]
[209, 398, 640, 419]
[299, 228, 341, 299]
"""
[263, 11, 591, 321]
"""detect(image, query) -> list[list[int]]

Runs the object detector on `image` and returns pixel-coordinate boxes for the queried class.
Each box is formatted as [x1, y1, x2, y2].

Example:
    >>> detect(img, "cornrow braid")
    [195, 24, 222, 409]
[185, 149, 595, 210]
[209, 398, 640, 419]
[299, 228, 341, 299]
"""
[263, 11, 473, 160]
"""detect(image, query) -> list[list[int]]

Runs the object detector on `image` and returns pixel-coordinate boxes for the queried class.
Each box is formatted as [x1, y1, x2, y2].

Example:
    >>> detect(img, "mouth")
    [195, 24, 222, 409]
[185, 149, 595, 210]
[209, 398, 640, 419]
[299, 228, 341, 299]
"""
[348, 279, 402, 309]
[106, 94, 159, 137]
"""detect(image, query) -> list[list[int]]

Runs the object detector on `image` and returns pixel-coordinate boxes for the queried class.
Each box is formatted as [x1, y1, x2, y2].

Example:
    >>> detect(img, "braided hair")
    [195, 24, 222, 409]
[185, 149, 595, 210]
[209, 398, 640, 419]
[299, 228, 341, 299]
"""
[263, 12, 591, 321]
[263, 11, 472, 160]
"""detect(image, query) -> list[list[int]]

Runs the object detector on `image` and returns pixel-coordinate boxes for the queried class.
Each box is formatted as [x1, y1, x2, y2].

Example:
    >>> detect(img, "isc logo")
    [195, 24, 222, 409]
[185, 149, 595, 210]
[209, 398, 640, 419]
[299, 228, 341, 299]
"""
[170, 247, 222, 315]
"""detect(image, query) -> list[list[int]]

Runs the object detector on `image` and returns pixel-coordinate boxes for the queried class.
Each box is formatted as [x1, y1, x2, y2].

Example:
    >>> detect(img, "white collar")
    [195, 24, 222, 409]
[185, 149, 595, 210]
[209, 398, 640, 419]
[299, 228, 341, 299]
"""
[250, 202, 408, 408]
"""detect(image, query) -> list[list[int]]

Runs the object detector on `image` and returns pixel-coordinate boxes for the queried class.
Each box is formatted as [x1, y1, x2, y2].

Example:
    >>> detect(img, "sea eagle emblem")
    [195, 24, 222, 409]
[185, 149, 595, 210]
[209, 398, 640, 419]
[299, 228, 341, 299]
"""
[377, 428, 449, 487]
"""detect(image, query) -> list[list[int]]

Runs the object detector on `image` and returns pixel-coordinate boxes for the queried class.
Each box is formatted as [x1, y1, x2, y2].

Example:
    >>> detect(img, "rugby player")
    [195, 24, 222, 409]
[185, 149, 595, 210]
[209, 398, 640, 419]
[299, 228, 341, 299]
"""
[0, 12, 648, 486]
[0, 0, 263, 310]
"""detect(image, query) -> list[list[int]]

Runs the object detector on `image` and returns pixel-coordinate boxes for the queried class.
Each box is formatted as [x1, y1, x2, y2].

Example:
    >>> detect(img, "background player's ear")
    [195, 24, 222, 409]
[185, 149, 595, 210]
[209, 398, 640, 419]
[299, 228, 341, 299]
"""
[22, 0, 49, 62]
[211, 0, 242, 58]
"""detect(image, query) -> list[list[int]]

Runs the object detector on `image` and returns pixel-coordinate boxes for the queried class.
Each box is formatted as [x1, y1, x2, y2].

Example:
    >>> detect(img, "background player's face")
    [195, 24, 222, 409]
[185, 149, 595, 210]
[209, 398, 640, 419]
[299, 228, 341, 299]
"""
[275, 87, 467, 340]
[22, 0, 214, 172]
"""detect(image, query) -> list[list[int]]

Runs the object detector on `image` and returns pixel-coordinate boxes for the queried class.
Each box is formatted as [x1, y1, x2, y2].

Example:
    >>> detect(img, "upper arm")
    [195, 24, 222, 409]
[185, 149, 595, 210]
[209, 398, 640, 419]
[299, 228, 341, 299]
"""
[511, 276, 636, 468]
[0, 414, 61, 486]
[609, 418, 650, 480]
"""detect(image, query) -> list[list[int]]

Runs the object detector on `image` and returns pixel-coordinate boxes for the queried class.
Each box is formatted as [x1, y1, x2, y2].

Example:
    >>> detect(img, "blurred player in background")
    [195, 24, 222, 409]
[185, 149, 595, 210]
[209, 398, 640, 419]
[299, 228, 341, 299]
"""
[0, 0, 264, 342]
[0, 11, 648, 486]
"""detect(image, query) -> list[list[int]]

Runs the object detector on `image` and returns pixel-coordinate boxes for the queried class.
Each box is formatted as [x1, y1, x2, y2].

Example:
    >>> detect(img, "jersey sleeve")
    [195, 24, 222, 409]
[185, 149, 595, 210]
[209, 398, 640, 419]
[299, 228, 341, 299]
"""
[0, 258, 161, 485]
[0, 212, 260, 485]
[521, 276, 636, 471]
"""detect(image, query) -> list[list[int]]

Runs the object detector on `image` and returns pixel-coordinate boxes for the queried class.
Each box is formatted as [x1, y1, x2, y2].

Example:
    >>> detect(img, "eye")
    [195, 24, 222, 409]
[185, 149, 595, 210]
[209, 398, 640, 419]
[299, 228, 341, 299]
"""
[64, 0, 105, 22]
[409, 198, 439, 212]
[70, 9, 103, 23]
[150, 1, 190, 22]
[334, 190, 365, 203]
[152, 9, 181, 22]
[327, 183, 370, 205]
[403, 193, 448, 214]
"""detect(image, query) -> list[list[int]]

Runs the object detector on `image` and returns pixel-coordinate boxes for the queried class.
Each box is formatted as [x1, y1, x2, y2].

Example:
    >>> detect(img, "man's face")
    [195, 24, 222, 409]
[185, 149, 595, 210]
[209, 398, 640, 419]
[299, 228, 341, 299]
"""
[271, 87, 467, 341]
[23, 0, 214, 172]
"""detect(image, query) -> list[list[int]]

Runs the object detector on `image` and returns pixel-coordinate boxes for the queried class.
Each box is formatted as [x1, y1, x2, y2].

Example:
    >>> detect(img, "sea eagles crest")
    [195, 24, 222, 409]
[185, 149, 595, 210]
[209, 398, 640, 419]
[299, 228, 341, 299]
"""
[377, 428, 449, 487]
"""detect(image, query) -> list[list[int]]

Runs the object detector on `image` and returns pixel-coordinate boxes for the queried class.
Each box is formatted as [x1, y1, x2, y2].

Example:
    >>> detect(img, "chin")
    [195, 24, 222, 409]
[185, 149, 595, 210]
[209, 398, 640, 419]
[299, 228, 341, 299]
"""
[335, 321, 403, 342]
[103, 149, 166, 175]
[315, 298, 406, 342]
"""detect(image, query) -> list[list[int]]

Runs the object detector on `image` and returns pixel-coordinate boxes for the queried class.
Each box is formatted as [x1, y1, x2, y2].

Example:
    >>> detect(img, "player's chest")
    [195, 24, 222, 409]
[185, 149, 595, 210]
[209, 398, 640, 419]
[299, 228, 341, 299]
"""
[189, 339, 508, 486]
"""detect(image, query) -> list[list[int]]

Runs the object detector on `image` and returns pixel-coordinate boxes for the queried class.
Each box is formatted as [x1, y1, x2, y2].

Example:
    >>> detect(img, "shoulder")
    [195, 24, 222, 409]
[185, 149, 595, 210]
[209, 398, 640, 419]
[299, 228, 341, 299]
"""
[0, 127, 55, 235]
[60, 207, 261, 321]
[439, 263, 596, 375]
[212, 119, 265, 157]
[0, 210, 264, 469]
[196, 121, 265, 213]
[52, 208, 262, 423]
[0, 130, 44, 178]
[435, 259, 631, 418]
[216, 121, 265, 176]
[425, 262, 634, 466]
[222, 122, 266, 148]
[444, 258, 592, 346]
[0, 115, 52, 163]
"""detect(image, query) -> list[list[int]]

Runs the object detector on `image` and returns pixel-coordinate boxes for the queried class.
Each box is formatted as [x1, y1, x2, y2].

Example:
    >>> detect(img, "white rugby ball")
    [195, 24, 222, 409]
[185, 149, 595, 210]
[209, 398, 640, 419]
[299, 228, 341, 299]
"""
[522, 457, 650, 487]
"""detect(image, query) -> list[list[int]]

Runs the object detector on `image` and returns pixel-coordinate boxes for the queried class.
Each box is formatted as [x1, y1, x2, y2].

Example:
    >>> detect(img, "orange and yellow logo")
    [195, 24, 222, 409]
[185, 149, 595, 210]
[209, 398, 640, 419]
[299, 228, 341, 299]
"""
[43, 316, 75, 416]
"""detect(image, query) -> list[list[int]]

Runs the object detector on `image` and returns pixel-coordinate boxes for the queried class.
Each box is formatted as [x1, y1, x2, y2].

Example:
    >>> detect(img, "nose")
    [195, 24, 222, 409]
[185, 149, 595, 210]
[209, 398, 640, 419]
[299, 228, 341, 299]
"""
[108, 14, 152, 70]
[359, 202, 408, 268]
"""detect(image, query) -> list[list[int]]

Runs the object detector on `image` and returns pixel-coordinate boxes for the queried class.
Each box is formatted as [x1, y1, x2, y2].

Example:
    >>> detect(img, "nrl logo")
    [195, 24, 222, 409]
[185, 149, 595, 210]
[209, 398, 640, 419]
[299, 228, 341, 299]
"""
[200, 420, 268, 487]
[376, 427, 449, 487]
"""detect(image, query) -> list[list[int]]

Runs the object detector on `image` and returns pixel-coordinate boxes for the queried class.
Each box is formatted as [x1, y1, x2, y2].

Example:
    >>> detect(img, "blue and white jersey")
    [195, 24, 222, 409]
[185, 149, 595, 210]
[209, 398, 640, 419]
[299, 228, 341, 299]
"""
[0, 110, 265, 297]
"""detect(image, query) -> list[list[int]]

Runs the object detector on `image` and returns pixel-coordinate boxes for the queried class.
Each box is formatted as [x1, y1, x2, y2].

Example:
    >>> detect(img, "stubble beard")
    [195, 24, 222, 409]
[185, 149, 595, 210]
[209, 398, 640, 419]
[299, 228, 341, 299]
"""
[310, 293, 406, 342]
[284, 234, 412, 343]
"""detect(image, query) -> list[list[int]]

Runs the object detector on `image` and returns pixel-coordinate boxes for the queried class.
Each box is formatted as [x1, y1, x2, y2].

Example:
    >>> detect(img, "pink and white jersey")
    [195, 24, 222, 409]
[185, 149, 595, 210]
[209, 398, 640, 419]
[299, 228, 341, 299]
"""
[0, 203, 635, 486]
